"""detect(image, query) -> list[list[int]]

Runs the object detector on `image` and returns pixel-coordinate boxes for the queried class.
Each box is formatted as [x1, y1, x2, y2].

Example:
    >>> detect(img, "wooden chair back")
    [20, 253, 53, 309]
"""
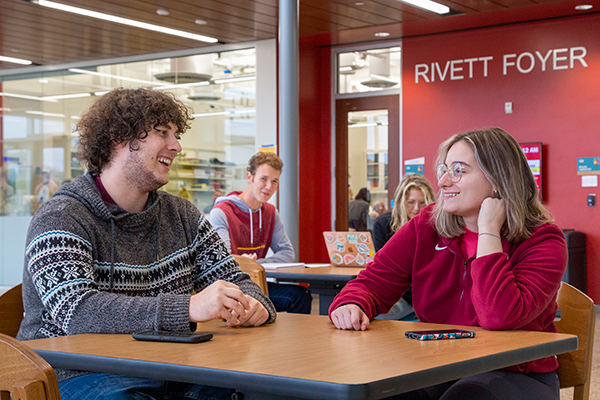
[0, 283, 24, 337]
[555, 282, 596, 400]
[0, 332, 61, 400]
[233, 255, 269, 296]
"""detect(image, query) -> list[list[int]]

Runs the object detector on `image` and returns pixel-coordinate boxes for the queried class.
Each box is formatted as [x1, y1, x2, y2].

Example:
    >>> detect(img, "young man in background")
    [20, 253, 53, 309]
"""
[210, 152, 312, 314]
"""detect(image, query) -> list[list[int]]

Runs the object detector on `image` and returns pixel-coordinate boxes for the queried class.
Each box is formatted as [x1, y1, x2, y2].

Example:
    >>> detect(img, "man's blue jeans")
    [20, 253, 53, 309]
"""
[59, 373, 236, 400]
[267, 282, 312, 314]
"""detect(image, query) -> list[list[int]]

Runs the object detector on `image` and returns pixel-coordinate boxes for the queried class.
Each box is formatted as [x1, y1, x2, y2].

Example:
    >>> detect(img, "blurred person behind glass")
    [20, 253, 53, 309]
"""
[0, 164, 15, 215]
[348, 187, 371, 231]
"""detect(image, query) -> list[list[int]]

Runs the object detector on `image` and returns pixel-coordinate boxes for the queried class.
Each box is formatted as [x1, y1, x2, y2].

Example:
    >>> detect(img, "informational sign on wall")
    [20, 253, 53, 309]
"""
[577, 157, 600, 175]
[519, 143, 543, 201]
[404, 157, 425, 176]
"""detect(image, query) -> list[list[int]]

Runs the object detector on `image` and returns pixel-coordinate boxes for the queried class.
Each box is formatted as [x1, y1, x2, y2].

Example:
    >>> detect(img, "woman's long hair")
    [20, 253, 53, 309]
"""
[391, 174, 435, 232]
[434, 127, 552, 242]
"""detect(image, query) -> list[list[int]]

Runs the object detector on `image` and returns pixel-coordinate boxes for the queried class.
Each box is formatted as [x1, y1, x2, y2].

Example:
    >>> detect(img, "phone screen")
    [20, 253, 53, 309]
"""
[132, 330, 213, 343]
[405, 329, 475, 341]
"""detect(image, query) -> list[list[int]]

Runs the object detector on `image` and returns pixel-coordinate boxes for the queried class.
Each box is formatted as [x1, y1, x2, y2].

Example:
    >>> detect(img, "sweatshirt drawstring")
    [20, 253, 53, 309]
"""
[156, 201, 161, 262]
[248, 207, 263, 247]
[110, 219, 115, 293]
[249, 208, 253, 246]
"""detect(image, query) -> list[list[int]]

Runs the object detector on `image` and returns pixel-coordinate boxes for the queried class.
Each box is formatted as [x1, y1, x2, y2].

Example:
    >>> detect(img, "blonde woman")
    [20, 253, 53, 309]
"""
[373, 174, 435, 251]
[372, 174, 435, 320]
[330, 127, 566, 400]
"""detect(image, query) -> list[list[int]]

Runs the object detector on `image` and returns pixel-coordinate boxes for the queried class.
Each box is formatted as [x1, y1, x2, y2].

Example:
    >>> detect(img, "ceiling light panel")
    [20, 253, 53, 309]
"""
[34, 0, 219, 43]
[0, 55, 33, 65]
[396, 0, 450, 14]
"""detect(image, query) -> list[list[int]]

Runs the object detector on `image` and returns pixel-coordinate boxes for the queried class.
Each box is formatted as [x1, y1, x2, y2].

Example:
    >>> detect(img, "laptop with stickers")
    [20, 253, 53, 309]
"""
[322, 231, 376, 267]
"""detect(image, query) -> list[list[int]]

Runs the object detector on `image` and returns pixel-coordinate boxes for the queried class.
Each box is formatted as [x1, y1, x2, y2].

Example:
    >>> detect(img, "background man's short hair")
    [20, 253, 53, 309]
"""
[247, 152, 284, 175]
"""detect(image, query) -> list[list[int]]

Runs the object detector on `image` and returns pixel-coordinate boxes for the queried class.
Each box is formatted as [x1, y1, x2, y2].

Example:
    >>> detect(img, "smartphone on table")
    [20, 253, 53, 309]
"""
[405, 329, 475, 341]
[132, 330, 213, 343]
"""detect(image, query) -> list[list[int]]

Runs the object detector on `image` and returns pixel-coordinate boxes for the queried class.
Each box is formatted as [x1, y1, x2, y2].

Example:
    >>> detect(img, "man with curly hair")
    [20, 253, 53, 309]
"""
[18, 88, 276, 400]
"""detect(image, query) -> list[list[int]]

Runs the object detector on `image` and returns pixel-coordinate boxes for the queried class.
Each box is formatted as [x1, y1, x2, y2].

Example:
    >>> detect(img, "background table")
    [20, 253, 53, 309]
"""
[26, 313, 577, 400]
[265, 266, 364, 314]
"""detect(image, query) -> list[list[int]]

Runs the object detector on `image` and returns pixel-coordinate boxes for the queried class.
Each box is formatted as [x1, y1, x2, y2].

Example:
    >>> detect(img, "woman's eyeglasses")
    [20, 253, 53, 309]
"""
[436, 162, 465, 183]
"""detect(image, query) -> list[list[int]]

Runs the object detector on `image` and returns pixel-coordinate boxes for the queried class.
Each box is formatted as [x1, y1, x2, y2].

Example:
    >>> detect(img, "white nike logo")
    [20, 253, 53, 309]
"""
[435, 244, 447, 250]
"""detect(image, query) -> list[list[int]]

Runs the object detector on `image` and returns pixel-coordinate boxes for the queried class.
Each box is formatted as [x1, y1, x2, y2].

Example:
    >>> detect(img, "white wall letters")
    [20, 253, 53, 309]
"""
[415, 56, 493, 83]
[415, 46, 587, 83]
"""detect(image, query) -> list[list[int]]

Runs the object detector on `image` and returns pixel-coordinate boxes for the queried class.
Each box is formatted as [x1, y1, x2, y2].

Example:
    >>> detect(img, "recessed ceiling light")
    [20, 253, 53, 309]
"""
[156, 8, 169, 16]
[41, 93, 92, 101]
[0, 92, 56, 102]
[33, 0, 218, 43]
[195, 19, 208, 25]
[0, 55, 33, 65]
[68, 68, 166, 86]
[26, 110, 66, 118]
[375, 32, 390, 37]
[575, 4, 592, 10]
[213, 76, 256, 84]
[396, 0, 450, 14]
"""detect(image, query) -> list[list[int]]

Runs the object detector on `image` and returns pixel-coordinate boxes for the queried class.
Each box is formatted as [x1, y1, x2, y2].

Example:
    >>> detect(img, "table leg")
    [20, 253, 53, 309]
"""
[318, 294, 334, 315]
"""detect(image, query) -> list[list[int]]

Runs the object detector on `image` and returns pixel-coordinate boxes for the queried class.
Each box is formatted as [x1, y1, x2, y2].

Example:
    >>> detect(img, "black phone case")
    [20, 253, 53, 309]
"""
[132, 330, 213, 343]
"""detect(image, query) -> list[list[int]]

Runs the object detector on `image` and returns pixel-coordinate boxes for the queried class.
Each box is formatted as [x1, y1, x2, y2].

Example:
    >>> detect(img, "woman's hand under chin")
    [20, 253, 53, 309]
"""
[477, 197, 506, 235]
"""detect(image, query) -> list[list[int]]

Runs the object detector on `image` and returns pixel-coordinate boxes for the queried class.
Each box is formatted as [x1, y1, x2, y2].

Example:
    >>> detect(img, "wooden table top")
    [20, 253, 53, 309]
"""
[25, 313, 577, 399]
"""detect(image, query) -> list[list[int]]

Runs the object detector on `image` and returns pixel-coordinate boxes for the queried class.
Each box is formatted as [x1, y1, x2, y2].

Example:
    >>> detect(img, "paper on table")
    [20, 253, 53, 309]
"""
[304, 263, 330, 268]
[260, 262, 305, 270]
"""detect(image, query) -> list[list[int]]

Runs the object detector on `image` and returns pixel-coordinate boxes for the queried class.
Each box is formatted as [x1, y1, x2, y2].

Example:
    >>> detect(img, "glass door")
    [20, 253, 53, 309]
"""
[335, 95, 399, 231]
[347, 109, 388, 231]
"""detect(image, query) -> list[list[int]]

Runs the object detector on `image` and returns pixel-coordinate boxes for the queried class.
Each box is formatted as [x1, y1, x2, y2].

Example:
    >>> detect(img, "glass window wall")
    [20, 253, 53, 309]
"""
[0, 47, 257, 287]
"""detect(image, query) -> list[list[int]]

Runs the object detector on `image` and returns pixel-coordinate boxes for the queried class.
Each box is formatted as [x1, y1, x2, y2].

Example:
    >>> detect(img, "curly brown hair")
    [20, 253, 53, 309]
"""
[76, 88, 193, 174]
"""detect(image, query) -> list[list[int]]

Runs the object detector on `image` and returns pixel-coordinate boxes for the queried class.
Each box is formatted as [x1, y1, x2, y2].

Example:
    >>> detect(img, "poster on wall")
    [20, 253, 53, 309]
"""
[404, 157, 425, 176]
[519, 142, 543, 201]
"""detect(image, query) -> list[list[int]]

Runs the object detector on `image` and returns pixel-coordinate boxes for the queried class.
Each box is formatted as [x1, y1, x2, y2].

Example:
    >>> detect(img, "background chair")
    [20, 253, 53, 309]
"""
[232, 255, 269, 296]
[0, 332, 61, 400]
[0, 283, 24, 337]
[555, 282, 596, 400]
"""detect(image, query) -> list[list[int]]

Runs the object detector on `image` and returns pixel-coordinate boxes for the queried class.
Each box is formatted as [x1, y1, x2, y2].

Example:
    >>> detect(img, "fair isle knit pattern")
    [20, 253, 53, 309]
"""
[18, 173, 276, 382]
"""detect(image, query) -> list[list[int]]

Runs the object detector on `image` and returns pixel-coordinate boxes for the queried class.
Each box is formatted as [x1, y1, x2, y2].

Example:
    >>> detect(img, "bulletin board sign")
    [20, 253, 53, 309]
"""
[519, 143, 543, 201]
[577, 157, 600, 175]
[404, 156, 425, 176]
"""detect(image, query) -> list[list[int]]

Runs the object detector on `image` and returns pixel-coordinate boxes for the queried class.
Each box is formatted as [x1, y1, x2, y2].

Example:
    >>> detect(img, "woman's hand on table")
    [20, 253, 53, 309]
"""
[331, 304, 370, 331]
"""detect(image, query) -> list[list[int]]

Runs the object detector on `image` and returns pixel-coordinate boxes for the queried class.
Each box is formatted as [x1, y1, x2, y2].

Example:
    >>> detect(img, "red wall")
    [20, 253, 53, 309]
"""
[298, 34, 332, 263]
[402, 13, 600, 301]
[298, 14, 600, 301]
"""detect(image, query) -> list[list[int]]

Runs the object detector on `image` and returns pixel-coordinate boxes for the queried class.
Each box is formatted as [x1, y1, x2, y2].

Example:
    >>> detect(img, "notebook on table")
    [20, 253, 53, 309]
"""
[259, 262, 305, 270]
[322, 231, 375, 267]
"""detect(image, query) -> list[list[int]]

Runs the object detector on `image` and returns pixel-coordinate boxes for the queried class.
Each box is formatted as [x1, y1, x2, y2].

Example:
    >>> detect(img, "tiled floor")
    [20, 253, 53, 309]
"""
[311, 296, 599, 399]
